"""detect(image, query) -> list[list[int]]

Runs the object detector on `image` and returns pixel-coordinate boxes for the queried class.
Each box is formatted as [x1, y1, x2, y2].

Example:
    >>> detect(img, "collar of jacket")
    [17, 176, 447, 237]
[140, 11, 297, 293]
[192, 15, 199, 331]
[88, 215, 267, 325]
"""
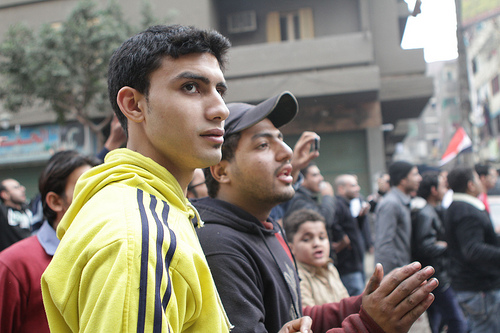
[390, 187, 411, 206]
[452, 192, 486, 211]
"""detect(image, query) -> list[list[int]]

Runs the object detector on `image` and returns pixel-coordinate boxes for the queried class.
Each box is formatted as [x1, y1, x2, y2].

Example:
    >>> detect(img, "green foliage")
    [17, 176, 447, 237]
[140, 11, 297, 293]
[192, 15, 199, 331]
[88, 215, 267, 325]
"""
[0, 0, 133, 124]
[0, 24, 37, 111]
[0, 0, 169, 131]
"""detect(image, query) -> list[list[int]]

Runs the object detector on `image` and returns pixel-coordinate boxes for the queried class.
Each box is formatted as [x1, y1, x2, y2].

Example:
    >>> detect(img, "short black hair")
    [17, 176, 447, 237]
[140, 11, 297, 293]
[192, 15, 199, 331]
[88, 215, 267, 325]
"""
[300, 162, 317, 178]
[107, 24, 231, 135]
[39, 151, 99, 226]
[447, 167, 475, 194]
[388, 161, 414, 187]
[417, 171, 439, 200]
[205, 132, 242, 198]
[284, 208, 326, 243]
[475, 163, 492, 177]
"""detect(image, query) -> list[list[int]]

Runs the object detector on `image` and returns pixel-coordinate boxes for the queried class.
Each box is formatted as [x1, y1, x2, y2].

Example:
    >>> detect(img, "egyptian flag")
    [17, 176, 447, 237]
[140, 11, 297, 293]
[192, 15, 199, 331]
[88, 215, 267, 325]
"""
[439, 127, 472, 166]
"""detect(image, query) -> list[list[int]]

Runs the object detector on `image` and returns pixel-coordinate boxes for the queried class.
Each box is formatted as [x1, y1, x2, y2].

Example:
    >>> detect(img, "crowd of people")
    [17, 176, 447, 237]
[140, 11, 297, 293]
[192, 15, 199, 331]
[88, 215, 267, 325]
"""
[0, 23, 498, 333]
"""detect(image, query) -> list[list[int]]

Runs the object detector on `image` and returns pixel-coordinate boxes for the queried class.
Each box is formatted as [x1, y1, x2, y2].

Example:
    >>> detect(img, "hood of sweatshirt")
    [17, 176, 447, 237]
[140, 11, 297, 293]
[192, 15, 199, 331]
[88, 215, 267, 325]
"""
[57, 148, 193, 239]
[192, 196, 277, 236]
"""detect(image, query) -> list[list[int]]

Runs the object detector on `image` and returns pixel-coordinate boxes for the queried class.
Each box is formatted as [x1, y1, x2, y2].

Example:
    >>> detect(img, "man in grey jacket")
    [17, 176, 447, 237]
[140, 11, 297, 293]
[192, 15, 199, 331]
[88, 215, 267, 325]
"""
[374, 161, 421, 273]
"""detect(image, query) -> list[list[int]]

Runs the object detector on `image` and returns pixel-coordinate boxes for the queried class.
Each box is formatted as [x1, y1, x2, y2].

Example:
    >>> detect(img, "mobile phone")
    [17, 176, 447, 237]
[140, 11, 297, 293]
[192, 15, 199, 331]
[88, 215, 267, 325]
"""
[311, 138, 320, 152]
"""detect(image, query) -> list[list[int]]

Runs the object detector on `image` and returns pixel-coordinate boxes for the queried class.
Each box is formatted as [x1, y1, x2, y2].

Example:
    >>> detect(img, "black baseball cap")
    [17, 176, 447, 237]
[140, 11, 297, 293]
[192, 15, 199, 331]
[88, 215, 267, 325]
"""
[224, 91, 298, 137]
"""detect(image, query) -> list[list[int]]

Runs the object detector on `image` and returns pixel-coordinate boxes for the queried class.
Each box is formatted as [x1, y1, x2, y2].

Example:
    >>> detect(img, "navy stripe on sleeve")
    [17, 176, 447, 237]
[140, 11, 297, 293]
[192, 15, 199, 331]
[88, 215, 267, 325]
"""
[136, 190, 177, 333]
[150, 195, 165, 333]
[161, 202, 175, 310]
[137, 189, 149, 333]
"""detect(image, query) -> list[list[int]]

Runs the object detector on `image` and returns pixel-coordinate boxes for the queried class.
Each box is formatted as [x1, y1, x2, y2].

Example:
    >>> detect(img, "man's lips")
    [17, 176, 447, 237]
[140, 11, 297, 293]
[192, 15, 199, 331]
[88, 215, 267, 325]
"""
[277, 165, 293, 184]
[201, 128, 224, 144]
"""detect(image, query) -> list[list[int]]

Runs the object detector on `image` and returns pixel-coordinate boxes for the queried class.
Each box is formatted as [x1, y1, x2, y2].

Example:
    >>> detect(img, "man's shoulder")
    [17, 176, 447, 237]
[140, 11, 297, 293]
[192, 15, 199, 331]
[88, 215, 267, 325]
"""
[197, 221, 248, 243]
[334, 196, 350, 213]
[447, 200, 486, 221]
[0, 235, 40, 261]
[377, 192, 400, 208]
[293, 186, 314, 199]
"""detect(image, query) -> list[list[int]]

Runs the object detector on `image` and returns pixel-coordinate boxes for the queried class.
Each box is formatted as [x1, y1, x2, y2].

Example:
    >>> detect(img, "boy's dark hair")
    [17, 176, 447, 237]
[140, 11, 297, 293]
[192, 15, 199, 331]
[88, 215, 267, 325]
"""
[417, 171, 440, 200]
[284, 208, 326, 243]
[107, 24, 231, 135]
[39, 150, 99, 226]
[447, 167, 475, 194]
[205, 132, 241, 198]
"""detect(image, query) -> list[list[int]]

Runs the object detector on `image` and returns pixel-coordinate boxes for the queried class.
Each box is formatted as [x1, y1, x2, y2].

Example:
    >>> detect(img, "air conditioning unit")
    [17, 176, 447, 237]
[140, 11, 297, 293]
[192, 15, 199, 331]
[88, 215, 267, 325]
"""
[227, 11, 257, 33]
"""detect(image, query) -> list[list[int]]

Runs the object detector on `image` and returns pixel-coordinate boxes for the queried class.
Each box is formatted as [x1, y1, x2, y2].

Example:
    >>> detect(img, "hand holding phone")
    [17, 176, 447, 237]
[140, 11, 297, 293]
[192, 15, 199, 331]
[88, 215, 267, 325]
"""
[311, 137, 320, 152]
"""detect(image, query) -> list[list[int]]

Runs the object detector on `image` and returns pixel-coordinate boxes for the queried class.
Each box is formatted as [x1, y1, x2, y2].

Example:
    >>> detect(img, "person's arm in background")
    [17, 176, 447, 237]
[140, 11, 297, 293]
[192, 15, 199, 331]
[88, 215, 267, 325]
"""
[374, 200, 399, 273]
[271, 131, 320, 225]
[413, 209, 447, 259]
[290, 131, 320, 183]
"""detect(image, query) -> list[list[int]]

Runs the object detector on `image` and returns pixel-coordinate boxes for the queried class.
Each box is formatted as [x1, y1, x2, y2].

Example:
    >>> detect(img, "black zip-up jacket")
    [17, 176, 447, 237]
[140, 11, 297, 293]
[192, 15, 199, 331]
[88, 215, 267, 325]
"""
[445, 195, 500, 291]
[333, 196, 365, 275]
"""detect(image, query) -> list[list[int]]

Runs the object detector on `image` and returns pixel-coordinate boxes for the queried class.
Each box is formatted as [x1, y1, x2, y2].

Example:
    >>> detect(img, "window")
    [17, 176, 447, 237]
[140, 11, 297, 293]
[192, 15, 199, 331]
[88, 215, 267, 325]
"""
[227, 11, 257, 33]
[266, 8, 314, 43]
[279, 12, 300, 41]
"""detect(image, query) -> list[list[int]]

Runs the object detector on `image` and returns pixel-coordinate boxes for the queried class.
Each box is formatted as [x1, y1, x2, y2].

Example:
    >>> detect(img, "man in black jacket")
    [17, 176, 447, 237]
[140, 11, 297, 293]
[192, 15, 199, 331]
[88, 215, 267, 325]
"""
[284, 162, 335, 223]
[0, 179, 33, 251]
[445, 167, 500, 332]
[413, 171, 467, 333]
[194, 91, 438, 333]
[331, 174, 365, 296]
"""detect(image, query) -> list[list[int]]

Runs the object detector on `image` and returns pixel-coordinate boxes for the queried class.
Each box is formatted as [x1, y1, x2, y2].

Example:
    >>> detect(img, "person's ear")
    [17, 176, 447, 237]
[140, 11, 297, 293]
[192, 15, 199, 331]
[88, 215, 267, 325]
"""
[467, 179, 476, 193]
[116, 86, 146, 123]
[0, 190, 8, 202]
[46, 192, 64, 213]
[210, 160, 231, 184]
[430, 185, 438, 197]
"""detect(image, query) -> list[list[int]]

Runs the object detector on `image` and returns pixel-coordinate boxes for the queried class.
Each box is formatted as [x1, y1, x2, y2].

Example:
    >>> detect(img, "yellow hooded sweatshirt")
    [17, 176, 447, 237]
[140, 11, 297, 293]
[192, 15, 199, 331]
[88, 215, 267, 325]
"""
[41, 149, 230, 332]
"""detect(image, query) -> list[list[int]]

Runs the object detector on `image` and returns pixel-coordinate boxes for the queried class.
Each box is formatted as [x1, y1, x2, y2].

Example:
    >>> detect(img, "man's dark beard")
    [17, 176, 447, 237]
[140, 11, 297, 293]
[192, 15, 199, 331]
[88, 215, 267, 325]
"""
[273, 188, 295, 205]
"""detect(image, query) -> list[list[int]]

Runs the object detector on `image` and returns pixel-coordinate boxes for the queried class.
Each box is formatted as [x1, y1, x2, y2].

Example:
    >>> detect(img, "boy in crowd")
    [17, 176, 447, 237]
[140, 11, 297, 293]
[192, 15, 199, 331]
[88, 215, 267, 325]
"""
[285, 208, 349, 306]
[42, 25, 234, 332]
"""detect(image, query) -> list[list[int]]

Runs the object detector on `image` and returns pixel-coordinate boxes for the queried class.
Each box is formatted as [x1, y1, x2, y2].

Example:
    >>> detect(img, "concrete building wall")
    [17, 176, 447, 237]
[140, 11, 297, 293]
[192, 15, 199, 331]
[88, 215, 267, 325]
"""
[0, 0, 431, 195]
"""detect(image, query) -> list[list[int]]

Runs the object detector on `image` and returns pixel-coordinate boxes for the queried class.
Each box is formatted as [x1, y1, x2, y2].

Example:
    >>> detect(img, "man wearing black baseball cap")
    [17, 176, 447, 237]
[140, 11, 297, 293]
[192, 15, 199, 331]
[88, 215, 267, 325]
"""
[194, 92, 437, 333]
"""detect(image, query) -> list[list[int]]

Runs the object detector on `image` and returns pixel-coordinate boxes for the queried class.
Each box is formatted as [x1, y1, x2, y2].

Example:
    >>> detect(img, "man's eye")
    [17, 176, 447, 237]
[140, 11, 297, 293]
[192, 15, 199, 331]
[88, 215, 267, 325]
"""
[184, 84, 198, 93]
[217, 88, 226, 97]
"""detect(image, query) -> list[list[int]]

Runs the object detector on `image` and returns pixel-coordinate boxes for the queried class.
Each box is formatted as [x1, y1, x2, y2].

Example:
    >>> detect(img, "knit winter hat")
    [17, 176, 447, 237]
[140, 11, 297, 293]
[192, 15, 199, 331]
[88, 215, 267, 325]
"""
[389, 161, 415, 186]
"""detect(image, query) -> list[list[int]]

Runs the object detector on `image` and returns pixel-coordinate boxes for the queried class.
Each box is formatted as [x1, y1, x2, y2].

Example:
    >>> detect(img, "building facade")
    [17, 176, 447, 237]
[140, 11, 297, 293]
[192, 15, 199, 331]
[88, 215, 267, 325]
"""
[0, 0, 432, 197]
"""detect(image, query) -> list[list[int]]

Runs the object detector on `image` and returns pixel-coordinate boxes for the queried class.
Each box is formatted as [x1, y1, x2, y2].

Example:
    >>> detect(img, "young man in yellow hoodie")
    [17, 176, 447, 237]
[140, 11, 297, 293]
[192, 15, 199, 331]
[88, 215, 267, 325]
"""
[41, 25, 234, 333]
